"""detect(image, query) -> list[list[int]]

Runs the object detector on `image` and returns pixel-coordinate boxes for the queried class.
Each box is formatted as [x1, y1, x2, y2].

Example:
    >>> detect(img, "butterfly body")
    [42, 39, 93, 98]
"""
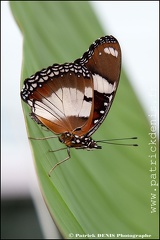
[58, 133, 101, 150]
[21, 35, 121, 171]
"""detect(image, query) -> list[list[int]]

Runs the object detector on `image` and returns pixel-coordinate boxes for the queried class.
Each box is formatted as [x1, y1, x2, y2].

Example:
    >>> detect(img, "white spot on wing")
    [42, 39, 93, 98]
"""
[32, 83, 37, 88]
[100, 110, 104, 114]
[109, 47, 115, 56]
[115, 49, 118, 58]
[94, 119, 99, 124]
[104, 47, 110, 55]
[109, 95, 113, 101]
[93, 74, 116, 94]
[104, 47, 118, 58]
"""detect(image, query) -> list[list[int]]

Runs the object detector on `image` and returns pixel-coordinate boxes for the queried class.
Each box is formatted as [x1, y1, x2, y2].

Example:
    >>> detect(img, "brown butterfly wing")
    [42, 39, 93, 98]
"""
[75, 35, 121, 137]
[21, 63, 95, 136]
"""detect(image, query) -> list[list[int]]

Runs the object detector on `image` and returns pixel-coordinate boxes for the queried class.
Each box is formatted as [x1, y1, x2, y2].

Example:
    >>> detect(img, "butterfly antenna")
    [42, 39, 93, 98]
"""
[29, 136, 57, 140]
[96, 137, 138, 146]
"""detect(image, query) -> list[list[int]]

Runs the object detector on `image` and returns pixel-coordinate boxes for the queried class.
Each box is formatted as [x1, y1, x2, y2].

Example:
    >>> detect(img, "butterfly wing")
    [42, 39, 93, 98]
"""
[21, 35, 121, 140]
[75, 35, 121, 137]
[21, 63, 95, 136]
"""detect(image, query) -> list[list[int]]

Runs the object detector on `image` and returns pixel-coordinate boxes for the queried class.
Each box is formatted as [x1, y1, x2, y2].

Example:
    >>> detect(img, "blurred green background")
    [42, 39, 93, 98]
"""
[2, 1, 159, 239]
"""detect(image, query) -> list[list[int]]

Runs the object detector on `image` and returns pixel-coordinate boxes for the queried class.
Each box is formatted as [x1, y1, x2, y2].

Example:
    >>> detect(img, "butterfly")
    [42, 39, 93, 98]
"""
[21, 35, 121, 174]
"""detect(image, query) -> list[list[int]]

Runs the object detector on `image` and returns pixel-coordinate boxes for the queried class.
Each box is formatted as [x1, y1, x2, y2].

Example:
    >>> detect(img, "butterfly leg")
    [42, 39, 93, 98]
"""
[48, 147, 71, 176]
[29, 136, 57, 140]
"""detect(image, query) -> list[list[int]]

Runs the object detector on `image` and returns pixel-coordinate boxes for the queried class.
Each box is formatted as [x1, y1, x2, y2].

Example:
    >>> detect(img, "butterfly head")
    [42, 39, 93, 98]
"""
[59, 133, 102, 150]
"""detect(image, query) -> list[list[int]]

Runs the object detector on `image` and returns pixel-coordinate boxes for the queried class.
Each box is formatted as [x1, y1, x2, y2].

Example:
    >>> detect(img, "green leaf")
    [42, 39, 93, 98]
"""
[10, 1, 159, 238]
